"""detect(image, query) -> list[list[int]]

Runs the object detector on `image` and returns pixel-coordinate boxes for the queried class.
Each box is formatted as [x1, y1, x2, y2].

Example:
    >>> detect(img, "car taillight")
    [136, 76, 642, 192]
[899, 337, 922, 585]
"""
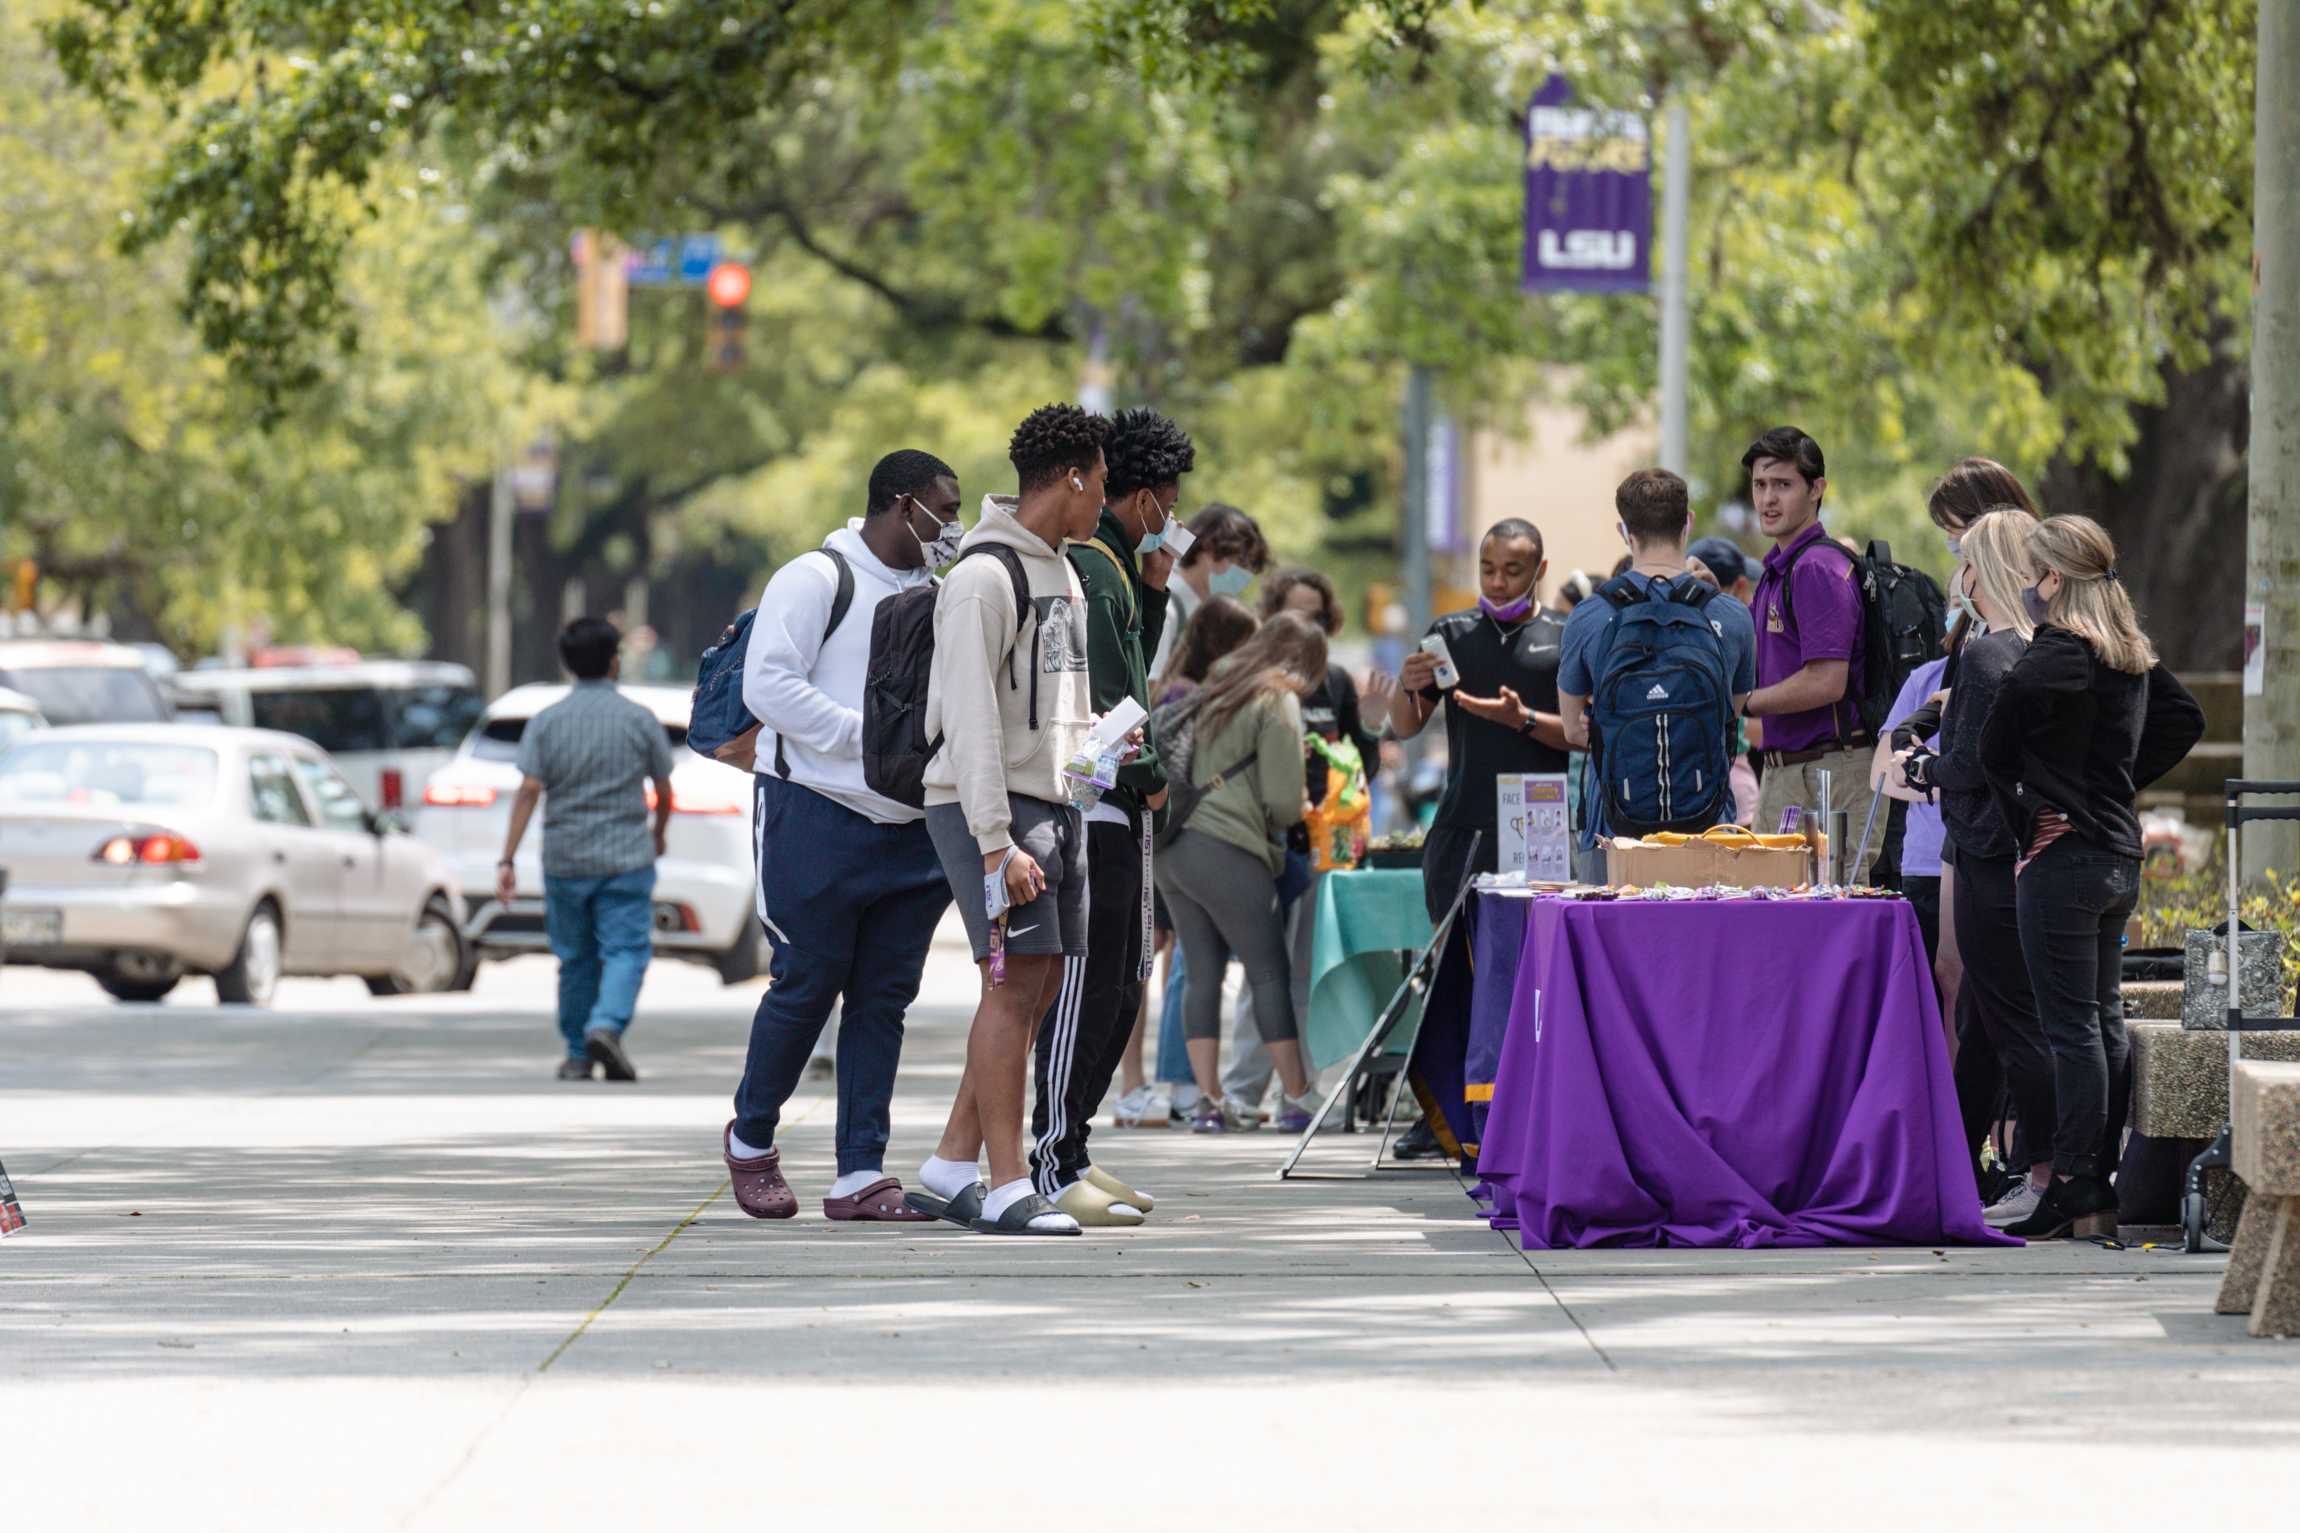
[94, 834, 201, 866]
[422, 783, 497, 808]
[647, 783, 745, 816]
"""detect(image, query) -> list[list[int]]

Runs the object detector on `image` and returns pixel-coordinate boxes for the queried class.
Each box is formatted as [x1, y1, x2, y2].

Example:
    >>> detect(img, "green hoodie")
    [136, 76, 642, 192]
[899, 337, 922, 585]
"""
[1065, 506, 1170, 816]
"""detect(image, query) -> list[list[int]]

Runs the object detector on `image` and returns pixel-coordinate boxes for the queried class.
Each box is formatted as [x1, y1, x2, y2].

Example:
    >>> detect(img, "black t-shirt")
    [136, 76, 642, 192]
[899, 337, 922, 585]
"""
[1420, 606, 1568, 833]
[1303, 663, 1382, 804]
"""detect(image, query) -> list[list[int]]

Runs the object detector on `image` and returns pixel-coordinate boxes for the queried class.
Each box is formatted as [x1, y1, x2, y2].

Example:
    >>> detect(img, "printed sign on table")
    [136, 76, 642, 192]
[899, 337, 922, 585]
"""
[0, 1159, 24, 1237]
[1497, 773, 1572, 882]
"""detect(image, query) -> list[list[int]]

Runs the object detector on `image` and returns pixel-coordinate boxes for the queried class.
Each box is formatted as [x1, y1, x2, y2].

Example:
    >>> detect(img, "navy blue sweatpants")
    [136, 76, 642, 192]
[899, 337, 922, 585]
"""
[731, 774, 953, 1175]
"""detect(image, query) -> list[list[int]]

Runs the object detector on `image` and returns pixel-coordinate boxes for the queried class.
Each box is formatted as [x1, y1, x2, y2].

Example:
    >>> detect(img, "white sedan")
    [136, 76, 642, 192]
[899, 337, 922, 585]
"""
[412, 684, 765, 983]
[0, 726, 470, 1004]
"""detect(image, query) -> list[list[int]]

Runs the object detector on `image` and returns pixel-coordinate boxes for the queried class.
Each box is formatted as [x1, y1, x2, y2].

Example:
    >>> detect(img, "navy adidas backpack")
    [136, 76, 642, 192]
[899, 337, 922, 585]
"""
[688, 550, 853, 768]
[1586, 573, 1734, 838]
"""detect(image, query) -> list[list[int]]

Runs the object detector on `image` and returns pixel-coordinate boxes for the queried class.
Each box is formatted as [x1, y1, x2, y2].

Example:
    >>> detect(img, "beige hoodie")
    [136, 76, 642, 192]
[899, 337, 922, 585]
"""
[921, 494, 1094, 853]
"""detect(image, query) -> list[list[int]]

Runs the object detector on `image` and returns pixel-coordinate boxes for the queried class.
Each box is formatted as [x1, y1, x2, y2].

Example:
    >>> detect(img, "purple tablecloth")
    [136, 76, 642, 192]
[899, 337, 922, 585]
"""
[1477, 896, 2016, 1249]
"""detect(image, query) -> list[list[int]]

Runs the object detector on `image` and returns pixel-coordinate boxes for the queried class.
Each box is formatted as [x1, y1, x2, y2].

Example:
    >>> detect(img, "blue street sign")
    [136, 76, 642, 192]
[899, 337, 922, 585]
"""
[624, 234, 723, 288]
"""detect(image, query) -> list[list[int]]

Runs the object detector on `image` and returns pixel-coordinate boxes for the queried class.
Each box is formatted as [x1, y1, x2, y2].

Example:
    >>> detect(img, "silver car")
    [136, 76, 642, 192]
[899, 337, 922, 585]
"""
[0, 726, 470, 1005]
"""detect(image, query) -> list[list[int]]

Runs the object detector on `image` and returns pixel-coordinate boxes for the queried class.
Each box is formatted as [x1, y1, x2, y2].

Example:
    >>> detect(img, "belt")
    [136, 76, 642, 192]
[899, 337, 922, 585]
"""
[1761, 738, 1871, 769]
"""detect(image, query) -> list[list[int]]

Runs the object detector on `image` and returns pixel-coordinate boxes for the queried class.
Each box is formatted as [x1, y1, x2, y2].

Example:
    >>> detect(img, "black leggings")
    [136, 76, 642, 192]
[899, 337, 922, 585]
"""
[1953, 853, 2056, 1170]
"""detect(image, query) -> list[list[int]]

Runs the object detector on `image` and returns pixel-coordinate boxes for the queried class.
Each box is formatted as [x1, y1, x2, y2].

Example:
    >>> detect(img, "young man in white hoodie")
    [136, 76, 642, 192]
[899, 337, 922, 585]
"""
[719, 450, 963, 1223]
[910, 405, 1106, 1236]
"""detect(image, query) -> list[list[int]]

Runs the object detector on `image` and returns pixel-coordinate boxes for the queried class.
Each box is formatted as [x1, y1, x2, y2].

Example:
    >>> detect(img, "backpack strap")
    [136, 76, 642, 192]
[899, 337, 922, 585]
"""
[775, 548, 860, 780]
[1068, 536, 1139, 628]
[1775, 533, 1855, 638]
[954, 543, 1041, 731]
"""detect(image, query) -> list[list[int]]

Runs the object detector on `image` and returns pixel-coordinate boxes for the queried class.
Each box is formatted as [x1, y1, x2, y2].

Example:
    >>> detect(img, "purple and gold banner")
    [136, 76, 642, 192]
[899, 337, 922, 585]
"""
[1520, 75, 1651, 294]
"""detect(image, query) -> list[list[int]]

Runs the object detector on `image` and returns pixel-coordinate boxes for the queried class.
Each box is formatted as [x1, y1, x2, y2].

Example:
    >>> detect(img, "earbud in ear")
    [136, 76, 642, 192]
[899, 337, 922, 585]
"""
[1071, 476, 1084, 492]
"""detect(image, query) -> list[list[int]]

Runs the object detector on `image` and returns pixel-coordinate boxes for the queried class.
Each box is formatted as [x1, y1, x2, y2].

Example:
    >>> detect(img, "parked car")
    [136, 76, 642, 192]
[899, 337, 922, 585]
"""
[172, 661, 485, 814]
[0, 687, 46, 753]
[0, 725, 470, 1004]
[0, 639, 172, 727]
[413, 683, 764, 983]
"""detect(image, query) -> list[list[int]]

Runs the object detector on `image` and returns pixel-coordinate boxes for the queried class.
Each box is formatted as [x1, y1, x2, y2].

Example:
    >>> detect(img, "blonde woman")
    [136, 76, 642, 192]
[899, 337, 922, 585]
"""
[1152, 610, 1328, 1133]
[1897, 508, 2051, 1226]
[1978, 515, 2205, 1239]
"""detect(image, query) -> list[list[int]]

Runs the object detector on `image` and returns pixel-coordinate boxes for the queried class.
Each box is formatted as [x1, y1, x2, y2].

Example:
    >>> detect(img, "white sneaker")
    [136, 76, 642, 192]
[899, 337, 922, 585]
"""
[1113, 1086, 1169, 1128]
[1983, 1178, 2044, 1228]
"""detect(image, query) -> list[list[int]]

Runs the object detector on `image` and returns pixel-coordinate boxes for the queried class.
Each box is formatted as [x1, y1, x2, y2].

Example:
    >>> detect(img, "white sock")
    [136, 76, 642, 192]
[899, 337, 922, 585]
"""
[727, 1127, 769, 1161]
[919, 1154, 980, 1200]
[829, 1168, 883, 1199]
[984, 1177, 1074, 1231]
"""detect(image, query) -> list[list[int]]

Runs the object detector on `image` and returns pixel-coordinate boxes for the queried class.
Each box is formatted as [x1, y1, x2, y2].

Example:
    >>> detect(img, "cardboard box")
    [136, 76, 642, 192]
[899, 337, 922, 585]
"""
[1604, 833, 1816, 890]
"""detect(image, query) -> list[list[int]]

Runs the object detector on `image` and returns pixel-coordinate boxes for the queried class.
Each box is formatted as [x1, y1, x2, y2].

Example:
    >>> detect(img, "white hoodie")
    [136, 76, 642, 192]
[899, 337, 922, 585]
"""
[742, 519, 934, 824]
[920, 495, 1094, 853]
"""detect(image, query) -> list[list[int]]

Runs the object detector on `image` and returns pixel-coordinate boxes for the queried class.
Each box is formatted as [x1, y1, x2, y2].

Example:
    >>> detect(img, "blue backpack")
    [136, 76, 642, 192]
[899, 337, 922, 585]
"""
[689, 549, 853, 768]
[1586, 573, 1733, 838]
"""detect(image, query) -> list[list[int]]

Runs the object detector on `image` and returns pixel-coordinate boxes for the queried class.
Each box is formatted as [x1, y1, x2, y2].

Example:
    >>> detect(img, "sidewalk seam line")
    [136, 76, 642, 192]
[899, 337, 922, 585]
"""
[537, 1179, 729, 1373]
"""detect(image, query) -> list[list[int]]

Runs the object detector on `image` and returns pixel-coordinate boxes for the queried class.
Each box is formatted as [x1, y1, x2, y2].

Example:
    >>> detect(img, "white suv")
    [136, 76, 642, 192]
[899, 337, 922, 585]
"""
[412, 684, 764, 983]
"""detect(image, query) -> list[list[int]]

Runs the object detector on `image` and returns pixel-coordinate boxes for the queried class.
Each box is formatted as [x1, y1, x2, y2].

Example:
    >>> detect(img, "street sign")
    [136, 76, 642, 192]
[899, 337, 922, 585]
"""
[1521, 76, 1651, 294]
[626, 234, 724, 288]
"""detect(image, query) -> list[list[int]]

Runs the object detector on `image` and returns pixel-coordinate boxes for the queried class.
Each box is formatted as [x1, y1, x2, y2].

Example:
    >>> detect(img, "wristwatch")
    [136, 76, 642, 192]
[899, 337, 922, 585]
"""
[1518, 716, 1542, 741]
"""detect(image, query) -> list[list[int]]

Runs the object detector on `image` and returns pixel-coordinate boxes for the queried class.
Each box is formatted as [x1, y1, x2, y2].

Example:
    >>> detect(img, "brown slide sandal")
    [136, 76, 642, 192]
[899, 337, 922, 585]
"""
[823, 1176, 937, 1222]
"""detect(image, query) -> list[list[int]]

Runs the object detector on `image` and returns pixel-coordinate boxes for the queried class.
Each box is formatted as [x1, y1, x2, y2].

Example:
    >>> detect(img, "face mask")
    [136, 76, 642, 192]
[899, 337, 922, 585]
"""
[1208, 565, 1253, 597]
[908, 499, 964, 567]
[1479, 592, 1535, 623]
[2021, 581, 2052, 625]
[1132, 493, 1169, 555]
[1943, 532, 1963, 560]
[1951, 571, 1984, 634]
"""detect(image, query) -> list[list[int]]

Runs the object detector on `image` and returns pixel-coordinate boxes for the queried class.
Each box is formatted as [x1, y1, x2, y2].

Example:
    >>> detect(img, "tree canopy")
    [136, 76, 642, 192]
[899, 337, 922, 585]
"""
[27, 0, 2262, 664]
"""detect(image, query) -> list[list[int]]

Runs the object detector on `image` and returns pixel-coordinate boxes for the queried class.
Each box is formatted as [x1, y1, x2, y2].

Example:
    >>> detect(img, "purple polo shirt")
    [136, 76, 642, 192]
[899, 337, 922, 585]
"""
[1752, 520, 1865, 752]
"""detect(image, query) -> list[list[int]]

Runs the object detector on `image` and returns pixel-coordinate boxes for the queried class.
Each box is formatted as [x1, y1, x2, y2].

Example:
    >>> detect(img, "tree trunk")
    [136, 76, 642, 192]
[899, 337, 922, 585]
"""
[2038, 340, 2249, 671]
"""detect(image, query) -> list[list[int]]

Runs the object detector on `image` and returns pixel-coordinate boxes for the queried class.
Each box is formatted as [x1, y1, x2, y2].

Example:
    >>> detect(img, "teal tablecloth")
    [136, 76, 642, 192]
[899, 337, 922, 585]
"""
[1303, 868, 1434, 1070]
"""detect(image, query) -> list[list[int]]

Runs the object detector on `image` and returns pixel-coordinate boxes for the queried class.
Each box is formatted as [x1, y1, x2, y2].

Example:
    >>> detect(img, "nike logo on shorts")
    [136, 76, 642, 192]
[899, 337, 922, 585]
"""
[1008, 923, 1041, 939]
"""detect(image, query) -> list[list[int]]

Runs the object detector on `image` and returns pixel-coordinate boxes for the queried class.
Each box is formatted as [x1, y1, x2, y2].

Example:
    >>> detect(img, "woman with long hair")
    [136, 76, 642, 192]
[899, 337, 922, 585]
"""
[1898, 508, 2052, 1222]
[1153, 610, 1329, 1132]
[1129, 595, 1261, 1128]
[1979, 515, 2205, 1239]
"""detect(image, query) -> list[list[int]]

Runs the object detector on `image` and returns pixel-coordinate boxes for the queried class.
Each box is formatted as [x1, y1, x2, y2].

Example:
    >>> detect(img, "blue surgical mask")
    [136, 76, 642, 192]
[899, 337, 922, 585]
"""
[2021, 581, 2051, 625]
[1208, 565, 1253, 597]
[1136, 526, 1166, 556]
[1943, 532, 1963, 560]
[1951, 571, 1984, 634]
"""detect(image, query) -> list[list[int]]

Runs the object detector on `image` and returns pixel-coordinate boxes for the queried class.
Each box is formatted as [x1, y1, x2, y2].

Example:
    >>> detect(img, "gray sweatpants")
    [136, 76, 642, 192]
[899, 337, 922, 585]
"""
[1154, 830, 1299, 1046]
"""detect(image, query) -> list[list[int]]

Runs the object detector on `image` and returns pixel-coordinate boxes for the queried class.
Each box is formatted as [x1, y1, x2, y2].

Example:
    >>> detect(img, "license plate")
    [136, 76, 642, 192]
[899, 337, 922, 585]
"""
[1, 908, 61, 947]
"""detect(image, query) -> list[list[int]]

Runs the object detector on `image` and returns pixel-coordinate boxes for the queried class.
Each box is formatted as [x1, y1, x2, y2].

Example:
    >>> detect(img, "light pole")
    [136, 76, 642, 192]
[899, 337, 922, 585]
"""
[2246, 0, 2299, 877]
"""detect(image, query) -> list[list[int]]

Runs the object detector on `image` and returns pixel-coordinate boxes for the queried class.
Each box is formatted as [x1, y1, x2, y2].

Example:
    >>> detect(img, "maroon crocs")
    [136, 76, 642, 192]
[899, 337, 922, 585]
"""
[822, 1177, 936, 1222]
[723, 1122, 797, 1220]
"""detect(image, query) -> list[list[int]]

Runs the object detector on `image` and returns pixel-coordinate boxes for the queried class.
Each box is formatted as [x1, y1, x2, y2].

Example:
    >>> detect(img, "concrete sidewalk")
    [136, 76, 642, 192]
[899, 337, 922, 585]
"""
[3, 932, 2295, 1528]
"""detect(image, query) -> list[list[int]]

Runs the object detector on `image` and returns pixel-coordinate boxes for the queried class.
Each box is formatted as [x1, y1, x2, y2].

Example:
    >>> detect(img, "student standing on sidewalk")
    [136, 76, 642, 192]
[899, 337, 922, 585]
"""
[1979, 515, 2203, 1241]
[1154, 612, 1330, 1132]
[909, 404, 1105, 1237]
[718, 450, 963, 1223]
[1741, 427, 1878, 878]
[497, 617, 675, 1082]
[1027, 407, 1192, 1225]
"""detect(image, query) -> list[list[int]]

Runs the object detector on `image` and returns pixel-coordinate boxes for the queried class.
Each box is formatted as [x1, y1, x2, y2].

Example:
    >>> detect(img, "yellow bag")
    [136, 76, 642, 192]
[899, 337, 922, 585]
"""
[1304, 736, 1371, 873]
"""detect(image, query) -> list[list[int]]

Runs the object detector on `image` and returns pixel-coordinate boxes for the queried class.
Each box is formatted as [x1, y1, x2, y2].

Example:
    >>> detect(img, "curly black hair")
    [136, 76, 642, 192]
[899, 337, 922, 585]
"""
[1102, 407, 1195, 501]
[1007, 403, 1111, 495]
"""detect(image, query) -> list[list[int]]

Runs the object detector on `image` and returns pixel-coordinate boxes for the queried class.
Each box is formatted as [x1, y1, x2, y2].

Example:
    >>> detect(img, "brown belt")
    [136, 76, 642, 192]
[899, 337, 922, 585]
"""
[1761, 739, 1870, 769]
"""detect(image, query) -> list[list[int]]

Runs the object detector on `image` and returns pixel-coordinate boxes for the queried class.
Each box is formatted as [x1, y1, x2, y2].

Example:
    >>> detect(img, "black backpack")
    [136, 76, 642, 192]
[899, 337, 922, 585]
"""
[1781, 537, 1947, 743]
[861, 543, 1035, 809]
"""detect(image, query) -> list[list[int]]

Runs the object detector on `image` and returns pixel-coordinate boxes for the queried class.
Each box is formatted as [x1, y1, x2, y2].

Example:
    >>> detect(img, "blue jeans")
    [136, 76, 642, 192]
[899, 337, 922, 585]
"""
[733, 775, 952, 1176]
[544, 865, 657, 1058]
[1156, 939, 1194, 1089]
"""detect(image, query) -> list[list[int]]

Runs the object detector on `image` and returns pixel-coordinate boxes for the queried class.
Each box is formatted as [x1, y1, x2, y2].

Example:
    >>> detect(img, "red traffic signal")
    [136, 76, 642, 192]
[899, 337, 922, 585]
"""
[706, 262, 752, 308]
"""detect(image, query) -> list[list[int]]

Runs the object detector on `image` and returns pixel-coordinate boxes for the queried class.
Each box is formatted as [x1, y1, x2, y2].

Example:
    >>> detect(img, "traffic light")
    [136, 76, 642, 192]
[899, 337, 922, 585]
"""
[704, 262, 750, 374]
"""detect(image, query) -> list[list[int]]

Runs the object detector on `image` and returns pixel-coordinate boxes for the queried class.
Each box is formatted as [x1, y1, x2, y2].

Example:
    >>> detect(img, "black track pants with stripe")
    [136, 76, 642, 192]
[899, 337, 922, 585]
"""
[1030, 820, 1146, 1196]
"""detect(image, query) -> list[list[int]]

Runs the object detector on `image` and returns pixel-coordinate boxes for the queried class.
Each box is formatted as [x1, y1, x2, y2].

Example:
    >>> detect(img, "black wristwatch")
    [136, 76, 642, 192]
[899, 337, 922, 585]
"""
[1518, 716, 1542, 741]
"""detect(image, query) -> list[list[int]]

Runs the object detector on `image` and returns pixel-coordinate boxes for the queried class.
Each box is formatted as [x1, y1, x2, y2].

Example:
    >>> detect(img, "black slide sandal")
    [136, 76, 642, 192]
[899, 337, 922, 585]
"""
[969, 1191, 1081, 1236]
[904, 1181, 987, 1229]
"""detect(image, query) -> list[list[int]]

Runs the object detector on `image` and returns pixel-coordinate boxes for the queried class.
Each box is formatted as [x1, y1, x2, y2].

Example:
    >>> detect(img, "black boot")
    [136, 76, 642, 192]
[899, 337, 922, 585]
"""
[2004, 1173, 2117, 1240]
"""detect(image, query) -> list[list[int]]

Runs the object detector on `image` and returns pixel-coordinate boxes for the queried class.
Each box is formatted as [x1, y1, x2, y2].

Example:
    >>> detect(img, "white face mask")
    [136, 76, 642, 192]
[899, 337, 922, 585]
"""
[908, 498, 964, 567]
[1952, 567, 1985, 634]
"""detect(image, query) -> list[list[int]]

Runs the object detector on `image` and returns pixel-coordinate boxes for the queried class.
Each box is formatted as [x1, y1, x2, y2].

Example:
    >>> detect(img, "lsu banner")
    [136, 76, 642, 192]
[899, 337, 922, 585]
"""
[1520, 75, 1651, 294]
